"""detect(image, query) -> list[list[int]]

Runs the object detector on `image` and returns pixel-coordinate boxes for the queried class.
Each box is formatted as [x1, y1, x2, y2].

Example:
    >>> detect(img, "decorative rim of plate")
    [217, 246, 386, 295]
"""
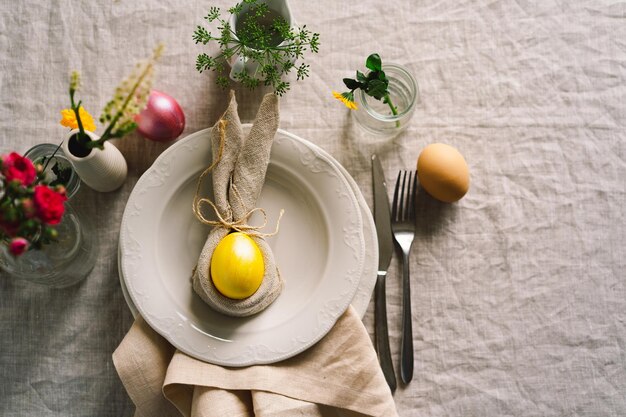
[119, 126, 365, 366]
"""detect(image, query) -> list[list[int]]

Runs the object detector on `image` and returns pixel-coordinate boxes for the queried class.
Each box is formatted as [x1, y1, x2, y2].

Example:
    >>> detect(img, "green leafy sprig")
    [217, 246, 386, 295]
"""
[340, 54, 398, 119]
[193, 0, 320, 96]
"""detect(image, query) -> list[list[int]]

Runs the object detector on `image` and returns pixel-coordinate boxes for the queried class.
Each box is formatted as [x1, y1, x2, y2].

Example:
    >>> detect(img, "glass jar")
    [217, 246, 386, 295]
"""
[353, 63, 419, 136]
[0, 144, 96, 287]
[23, 143, 81, 197]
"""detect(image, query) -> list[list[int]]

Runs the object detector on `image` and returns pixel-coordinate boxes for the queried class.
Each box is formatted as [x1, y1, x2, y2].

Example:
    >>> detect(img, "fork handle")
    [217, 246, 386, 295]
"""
[400, 253, 414, 384]
[374, 272, 397, 393]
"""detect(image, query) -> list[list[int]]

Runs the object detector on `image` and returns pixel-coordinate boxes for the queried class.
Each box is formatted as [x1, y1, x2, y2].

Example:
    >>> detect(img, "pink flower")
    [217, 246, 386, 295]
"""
[1, 152, 37, 186]
[9, 237, 29, 256]
[33, 185, 67, 225]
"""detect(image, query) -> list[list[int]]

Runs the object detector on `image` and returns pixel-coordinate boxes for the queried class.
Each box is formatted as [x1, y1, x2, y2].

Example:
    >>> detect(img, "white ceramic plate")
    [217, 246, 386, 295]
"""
[117, 129, 378, 320]
[119, 126, 365, 366]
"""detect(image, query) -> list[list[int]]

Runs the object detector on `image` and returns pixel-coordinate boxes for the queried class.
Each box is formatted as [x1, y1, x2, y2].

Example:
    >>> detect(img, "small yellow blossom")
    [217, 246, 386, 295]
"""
[332, 91, 358, 110]
[60, 107, 96, 132]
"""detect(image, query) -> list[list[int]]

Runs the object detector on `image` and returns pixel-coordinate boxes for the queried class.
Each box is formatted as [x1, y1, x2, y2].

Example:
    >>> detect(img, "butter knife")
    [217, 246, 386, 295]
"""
[371, 154, 397, 393]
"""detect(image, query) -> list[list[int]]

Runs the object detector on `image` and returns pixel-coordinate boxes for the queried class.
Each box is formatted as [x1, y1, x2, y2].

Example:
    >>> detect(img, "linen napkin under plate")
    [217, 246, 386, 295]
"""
[113, 305, 398, 417]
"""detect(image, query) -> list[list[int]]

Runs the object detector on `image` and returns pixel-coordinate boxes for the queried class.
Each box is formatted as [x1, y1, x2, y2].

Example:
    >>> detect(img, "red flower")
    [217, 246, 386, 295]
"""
[33, 185, 67, 225]
[9, 237, 29, 256]
[1, 152, 37, 186]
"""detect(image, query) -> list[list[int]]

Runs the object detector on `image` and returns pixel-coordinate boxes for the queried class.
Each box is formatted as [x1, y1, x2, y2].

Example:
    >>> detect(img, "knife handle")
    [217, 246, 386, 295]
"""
[374, 272, 397, 393]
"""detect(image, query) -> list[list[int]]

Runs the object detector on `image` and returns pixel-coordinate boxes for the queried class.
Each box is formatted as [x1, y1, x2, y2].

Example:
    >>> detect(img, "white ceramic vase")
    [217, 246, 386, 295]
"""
[62, 129, 128, 192]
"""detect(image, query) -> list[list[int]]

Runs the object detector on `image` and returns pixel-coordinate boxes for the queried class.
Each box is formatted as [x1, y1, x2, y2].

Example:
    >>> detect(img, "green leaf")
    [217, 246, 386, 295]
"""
[50, 163, 72, 187]
[296, 63, 309, 80]
[216, 75, 230, 89]
[366, 70, 379, 83]
[275, 81, 289, 96]
[367, 79, 387, 100]
[356, 71, 367, 83]
[196, 53, 214, 73]
[366, 53, 382, 71]
[309, 32, 320, 53]
[206, 7, 220, 22]
[228, 3, 244, 15]
[193, 26, 212, 45]
[343, 78, 361, 90]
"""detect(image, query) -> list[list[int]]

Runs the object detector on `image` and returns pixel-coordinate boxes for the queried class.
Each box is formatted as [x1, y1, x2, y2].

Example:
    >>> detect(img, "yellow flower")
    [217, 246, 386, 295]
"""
[60, 107, 96, 131]
[332, 91, 358, 110]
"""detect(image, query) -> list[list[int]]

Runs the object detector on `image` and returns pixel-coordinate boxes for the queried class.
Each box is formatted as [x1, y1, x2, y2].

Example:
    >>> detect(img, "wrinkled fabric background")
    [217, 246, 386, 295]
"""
[1, 1, 624, 416]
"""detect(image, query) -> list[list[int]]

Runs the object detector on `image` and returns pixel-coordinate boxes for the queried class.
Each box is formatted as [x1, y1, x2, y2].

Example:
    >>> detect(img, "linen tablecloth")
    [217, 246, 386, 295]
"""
[1, 1, 624, 416]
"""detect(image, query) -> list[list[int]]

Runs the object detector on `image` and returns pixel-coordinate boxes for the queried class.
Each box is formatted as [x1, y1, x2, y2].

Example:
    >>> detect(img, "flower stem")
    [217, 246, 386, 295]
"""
[88, 61, 154, 149]
[41, 141, 63, 173]
[70, 89, 87, 140]
[384, 93, 401, 128]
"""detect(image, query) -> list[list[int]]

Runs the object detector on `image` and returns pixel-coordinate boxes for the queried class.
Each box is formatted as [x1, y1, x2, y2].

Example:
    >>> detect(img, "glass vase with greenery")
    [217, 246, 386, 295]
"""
[193, 0, 320, 95]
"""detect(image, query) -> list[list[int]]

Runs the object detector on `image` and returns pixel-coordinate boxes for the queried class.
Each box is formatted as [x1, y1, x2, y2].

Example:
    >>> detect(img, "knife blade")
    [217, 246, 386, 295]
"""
[371, 154, 397, 393]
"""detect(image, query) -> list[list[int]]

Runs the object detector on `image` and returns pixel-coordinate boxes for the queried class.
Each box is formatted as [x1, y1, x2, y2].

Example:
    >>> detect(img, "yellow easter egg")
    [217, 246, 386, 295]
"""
[210, 232, 265, 299]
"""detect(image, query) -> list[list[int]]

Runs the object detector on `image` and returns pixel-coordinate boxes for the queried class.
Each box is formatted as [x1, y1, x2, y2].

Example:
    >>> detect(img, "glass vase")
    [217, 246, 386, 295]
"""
[0, 144, 97, 288]
[22, 143, 81, 197]
[353, 63, 419, 137]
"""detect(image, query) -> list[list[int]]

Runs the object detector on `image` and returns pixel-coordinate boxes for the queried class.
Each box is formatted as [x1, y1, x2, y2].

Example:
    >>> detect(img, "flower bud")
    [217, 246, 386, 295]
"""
[8, 179, 22, 192]
[22, 219, 38, 232]
[9, 237, 29, 256]
[21, 198, 36, 218]
[45, 227, 59, 240]
[55, 185, 67, 196]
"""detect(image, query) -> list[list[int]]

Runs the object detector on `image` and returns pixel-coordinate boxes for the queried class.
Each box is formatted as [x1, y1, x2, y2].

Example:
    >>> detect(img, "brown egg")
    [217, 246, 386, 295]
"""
[417, 143, 469, 203]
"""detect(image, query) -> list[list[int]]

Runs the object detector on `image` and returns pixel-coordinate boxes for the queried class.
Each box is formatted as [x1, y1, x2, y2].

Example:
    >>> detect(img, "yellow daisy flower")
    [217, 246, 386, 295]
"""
[332, 91, 358, 110]
[60, 107, 96, 132]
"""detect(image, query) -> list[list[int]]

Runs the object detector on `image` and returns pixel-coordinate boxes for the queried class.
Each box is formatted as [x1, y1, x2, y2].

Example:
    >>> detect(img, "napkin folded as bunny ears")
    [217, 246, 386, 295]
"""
[191, 92, 283, 317]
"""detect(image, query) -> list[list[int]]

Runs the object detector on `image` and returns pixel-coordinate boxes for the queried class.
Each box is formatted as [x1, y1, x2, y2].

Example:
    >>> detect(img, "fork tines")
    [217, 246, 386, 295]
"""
[392, 171, 417, 222]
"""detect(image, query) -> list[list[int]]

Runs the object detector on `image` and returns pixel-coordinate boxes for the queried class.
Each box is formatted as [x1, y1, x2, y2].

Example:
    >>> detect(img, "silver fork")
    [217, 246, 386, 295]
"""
[391, 170, 416, 384]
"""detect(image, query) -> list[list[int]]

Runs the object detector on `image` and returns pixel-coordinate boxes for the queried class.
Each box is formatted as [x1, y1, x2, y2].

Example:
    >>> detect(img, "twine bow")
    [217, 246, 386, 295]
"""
[192, 120, 284, 238]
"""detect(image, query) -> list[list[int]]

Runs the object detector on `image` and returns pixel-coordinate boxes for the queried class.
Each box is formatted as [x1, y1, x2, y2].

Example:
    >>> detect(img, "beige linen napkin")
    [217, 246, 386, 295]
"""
[113, 306, 398, 417]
